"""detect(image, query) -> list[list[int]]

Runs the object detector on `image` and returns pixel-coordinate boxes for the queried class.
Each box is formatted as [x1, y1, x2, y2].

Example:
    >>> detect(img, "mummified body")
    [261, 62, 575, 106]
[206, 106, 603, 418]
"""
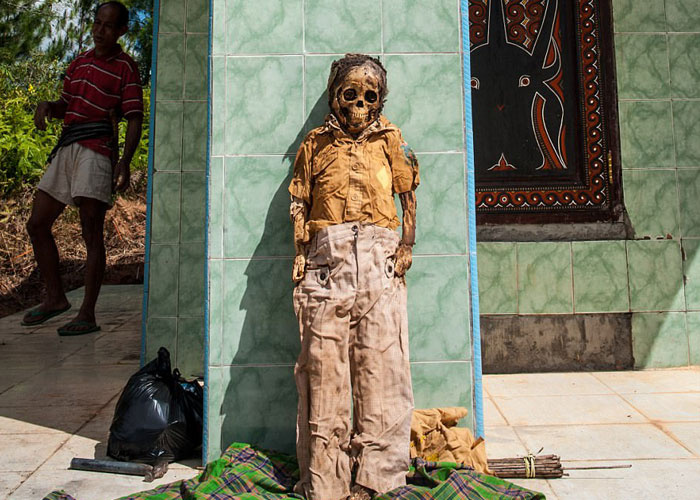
[289, 54, 419, 500]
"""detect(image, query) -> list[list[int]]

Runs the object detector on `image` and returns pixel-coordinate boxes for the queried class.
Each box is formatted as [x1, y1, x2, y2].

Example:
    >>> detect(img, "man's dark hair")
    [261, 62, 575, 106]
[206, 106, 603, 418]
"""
[96, 1, 129, 28]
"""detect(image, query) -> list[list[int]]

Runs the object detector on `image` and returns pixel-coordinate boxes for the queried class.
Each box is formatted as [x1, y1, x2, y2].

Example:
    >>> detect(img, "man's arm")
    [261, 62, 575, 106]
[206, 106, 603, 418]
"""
[291, 196, 309, 282]
[112, 114, 143, 192]
[34, 100, 68, 130]
[394, 190, 416, 276]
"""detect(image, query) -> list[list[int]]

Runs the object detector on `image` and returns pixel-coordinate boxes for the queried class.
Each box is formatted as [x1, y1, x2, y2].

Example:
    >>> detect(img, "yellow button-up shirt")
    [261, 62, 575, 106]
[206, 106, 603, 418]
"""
[289, 115, 420, 241]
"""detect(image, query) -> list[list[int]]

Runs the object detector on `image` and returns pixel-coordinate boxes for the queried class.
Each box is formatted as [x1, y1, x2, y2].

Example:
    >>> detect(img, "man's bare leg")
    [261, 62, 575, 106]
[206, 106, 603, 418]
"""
[24, 190, 70, 322]
[58, 196, 107, 333]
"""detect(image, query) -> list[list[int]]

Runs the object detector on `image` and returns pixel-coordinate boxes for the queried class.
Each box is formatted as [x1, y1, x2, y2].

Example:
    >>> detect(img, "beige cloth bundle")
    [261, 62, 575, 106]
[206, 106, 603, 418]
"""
[410, 407, 491, 474]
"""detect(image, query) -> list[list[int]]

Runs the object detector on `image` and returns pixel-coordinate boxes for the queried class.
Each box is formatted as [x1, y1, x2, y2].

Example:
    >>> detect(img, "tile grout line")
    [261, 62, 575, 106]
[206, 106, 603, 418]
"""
[499, 420, 700, 429]
[7, 436, 71, 496]
[654, 423, 700, 459]
[7, 392, 121, 496]
[684, 269, 692, 366]
[212, 150, 466, 157]
[615, 31, 700, 35]
[509, 425, 540, 459]
[570, 241, 575, 314]
[485, 393, 512, 428]
[489, 389, 700, 398]
[214, 51, 462, 57]
[0, 340, 91, 397]
[172, 4, 188, 363]
[301, 0, 306, 132]
[591, 371, 700, 456]
[482, 380, 511, 427]
[618, 98, 700, 102]
[379, 0, 384, 56]
[515, 243, 520, 314]
[624, 239, 633, 316]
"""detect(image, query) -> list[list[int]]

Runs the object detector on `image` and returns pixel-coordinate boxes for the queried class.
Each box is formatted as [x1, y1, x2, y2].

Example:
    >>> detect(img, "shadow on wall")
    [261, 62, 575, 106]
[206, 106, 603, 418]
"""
[632, 237, 697, 369]
[218, 94, 330, 455]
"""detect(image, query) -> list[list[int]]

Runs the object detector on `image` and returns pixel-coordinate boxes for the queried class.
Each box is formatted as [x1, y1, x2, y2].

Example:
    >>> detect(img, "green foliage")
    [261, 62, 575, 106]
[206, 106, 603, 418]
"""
[46, 0, 153, 84]
[122, 0, 154, 85]
[0, 0, 57, 65]
[0, 54, 152, 198]
[121, 85, 151, 173]
[0, 0, 154, 197]
[46, 0, 94, 62]
[0, 1, 153, 82]
[0, 55, 63, 196]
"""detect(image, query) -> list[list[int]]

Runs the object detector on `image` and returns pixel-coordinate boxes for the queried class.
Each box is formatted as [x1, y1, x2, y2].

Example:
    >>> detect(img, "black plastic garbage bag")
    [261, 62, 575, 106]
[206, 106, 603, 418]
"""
[107, 347, 203, 464]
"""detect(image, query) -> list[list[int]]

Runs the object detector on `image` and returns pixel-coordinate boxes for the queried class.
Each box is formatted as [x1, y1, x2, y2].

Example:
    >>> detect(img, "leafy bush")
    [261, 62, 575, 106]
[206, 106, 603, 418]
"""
[0, 54, 151, 198]
[119, 86, 151, 174]
[0, 55, 63, 196]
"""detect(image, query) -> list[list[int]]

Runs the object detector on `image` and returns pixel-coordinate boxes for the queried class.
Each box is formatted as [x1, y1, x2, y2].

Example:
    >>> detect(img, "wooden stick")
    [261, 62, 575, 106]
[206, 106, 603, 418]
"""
[564, 465, 632, 470]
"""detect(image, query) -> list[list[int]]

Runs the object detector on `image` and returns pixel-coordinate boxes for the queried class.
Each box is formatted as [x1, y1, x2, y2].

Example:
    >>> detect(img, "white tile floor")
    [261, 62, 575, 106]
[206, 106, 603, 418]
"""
[1, 285, 699, 499]
[484, 370, 700, 499]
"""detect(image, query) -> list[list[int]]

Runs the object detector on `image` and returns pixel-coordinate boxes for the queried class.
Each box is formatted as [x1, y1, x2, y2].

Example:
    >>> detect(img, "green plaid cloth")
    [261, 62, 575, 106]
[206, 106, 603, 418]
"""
[43, 443, 545, 500]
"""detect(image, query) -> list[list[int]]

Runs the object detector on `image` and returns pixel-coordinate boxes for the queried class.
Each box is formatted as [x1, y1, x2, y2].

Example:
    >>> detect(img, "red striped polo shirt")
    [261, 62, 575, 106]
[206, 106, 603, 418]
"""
[60, 46, 143, 158]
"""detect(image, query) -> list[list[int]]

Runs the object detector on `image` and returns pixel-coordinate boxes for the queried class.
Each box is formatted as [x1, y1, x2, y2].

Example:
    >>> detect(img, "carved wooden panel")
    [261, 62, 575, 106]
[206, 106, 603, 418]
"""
[470, 0, 621, 223]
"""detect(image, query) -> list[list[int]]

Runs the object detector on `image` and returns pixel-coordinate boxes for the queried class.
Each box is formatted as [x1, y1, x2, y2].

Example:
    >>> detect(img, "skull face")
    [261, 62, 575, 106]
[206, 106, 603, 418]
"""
[331, 64, 382, 135]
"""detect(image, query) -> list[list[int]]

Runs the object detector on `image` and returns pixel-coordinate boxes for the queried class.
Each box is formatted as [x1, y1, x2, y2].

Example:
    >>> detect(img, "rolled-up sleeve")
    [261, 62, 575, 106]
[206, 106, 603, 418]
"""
[289, 135, 313, 203]
[388, 130, 420, 194]
[60, 60, 76, 103]
[120, 60, 143, 117]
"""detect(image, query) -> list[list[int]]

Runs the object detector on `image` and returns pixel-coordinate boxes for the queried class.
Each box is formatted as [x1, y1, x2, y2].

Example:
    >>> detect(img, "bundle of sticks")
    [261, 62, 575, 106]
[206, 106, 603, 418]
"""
[487, 453, 632, 479]
[488, 454, 564, 479]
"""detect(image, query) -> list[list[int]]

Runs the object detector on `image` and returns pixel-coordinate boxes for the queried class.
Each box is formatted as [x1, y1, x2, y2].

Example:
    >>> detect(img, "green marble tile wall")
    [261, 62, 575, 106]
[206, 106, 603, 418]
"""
[477, 0, 700, 370]
[144, 0, 209, 378]
[206, 0, 476, 460]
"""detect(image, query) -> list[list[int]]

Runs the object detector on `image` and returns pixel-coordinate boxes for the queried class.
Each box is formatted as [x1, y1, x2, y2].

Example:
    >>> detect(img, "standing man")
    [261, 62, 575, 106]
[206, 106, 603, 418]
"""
[22, 1, 143, 335]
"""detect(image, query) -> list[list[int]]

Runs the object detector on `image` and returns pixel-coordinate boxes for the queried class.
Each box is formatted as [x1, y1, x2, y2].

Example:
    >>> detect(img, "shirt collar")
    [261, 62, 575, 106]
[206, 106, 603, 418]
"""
[88, 44, 123, 61]
[322, 114, 397, 141]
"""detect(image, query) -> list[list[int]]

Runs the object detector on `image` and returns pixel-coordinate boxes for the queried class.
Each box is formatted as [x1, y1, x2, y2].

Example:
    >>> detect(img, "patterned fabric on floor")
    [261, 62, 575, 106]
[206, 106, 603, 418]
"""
[42, 443, 545, 500]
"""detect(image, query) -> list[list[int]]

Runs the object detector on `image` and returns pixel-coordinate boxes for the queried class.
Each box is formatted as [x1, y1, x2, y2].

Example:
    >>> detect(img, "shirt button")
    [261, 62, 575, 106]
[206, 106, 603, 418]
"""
[352, 195, 358, 201]
[352, 164, 359, 171]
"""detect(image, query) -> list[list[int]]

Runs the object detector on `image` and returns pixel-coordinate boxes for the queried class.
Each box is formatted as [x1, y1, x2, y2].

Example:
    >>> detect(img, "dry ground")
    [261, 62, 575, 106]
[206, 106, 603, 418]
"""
[0, 172, 147, 318]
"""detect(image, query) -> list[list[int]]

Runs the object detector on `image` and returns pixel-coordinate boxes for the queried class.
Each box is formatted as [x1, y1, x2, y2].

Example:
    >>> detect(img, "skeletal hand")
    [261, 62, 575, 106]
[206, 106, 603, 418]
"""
[394, 243, 413, 276]
[292, 253, 306, 282]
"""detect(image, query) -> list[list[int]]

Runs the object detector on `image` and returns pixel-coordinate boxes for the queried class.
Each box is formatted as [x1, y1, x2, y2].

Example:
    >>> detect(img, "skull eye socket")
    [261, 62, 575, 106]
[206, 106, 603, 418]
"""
[519, 75, 531, 87]
[343, 89, 357, 101]
[364, 90, 378, 103]
[471, 77, 480, 90]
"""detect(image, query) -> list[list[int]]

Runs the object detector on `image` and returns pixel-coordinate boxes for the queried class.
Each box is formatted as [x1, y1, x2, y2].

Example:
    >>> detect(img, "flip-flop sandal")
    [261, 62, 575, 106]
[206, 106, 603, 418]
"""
[57, 320, 101, 336]
[21, 304, 72, 326]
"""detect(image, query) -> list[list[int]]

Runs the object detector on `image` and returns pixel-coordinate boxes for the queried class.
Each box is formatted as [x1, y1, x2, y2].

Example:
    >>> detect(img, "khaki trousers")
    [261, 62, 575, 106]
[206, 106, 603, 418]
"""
[293, 222, 414, 500]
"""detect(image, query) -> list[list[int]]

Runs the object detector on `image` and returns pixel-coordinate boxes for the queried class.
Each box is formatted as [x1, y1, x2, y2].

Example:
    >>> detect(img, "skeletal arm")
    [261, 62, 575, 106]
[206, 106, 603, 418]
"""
[395, 190, 416, 276]
[291, 196, 309, 282]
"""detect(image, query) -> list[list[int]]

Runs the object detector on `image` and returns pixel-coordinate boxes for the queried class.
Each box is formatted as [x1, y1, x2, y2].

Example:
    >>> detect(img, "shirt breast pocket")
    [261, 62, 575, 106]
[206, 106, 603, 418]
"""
[311, 148, 342, 196]
[311, 147, 337, 177]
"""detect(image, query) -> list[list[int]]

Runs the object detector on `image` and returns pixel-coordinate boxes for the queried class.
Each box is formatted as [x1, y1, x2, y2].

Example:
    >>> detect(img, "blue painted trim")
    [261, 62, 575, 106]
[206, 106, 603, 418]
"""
[202, 0, 214, 465]
[460, 0, 484, 438]
[140, 0, 161, 368]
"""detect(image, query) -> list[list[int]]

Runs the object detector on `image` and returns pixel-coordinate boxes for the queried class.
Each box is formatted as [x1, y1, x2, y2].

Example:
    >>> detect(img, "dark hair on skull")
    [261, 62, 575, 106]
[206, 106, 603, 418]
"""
[327, 53, 388, 113]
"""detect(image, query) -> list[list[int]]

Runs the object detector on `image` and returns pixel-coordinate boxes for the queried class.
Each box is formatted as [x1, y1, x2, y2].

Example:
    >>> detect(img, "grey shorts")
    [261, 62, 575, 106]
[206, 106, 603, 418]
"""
[37, 142, 113, 206]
